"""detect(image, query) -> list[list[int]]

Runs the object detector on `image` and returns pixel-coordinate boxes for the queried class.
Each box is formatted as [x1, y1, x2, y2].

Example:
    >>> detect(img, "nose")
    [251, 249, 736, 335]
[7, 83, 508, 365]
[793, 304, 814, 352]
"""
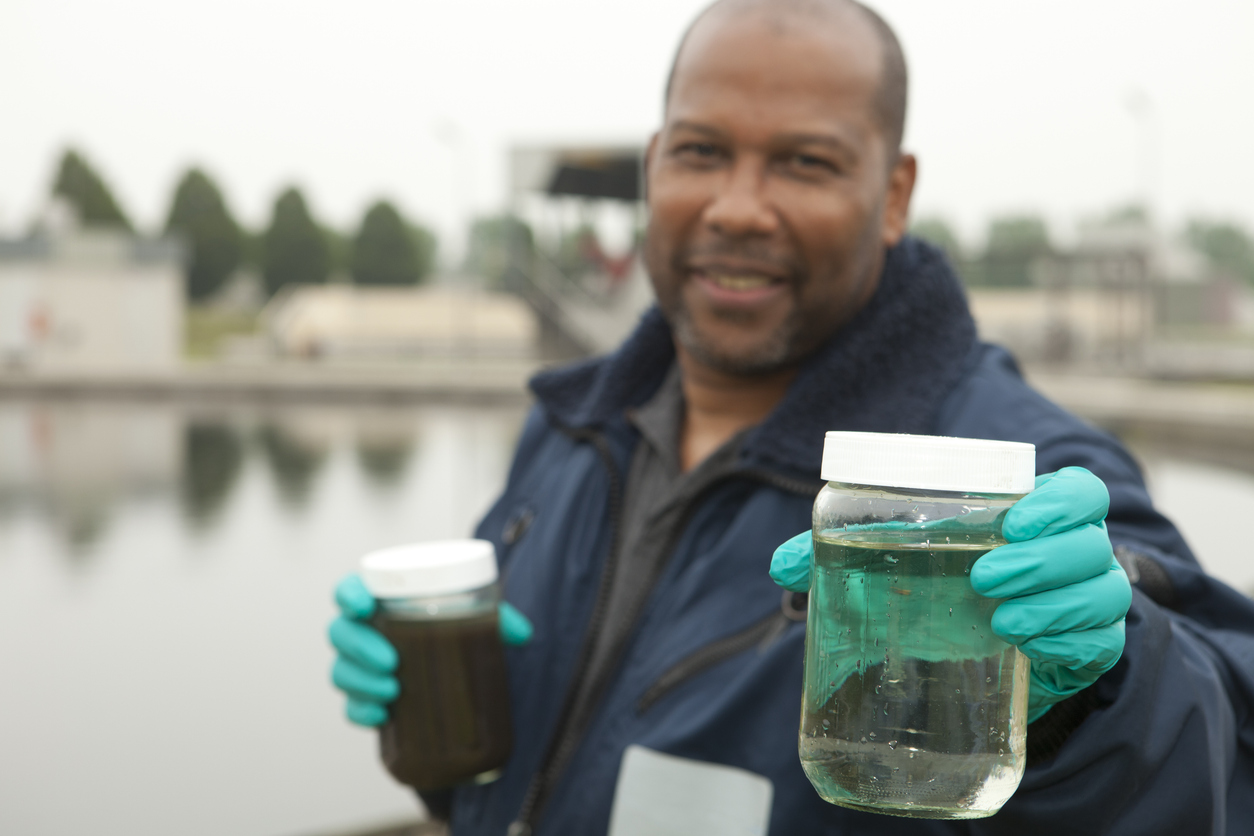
[702, 156, 779, 238]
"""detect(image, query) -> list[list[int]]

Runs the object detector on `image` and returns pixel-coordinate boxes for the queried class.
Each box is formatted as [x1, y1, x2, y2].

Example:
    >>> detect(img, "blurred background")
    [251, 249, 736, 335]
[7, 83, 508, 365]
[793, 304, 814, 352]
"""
[2, 1, 1253, 834]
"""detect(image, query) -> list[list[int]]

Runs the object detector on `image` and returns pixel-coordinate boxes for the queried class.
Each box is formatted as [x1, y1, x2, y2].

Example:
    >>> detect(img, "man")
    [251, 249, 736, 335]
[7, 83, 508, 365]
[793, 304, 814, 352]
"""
[329, 1, 1254, 833]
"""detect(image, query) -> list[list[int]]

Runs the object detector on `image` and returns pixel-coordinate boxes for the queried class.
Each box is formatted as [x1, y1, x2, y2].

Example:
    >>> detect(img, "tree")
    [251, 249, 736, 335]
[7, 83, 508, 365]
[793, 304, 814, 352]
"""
[971, 215, 1053, 287]
[164, 168, 244, 301]
[351, 200, 421, 285]
[910, 217, 963, 265]
[324, 226, 353, 278]
[409, 224, 437, 281]
[262, 187, 330, 295]
[1186, 219, 1254, 285]
[465, 214, 534, 287]
[51, 149, 132, 230]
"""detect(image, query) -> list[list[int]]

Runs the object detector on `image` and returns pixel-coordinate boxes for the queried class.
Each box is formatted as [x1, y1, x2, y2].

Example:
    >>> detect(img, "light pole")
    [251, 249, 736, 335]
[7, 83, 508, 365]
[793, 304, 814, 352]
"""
[432, 120, 475, 279]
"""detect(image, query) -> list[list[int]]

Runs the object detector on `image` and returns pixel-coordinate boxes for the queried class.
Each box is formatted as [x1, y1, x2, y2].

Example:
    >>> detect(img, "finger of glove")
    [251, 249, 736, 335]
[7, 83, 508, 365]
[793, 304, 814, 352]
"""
[1018, 621, 1126, 672]
[990, 563, 1132, 645]
[499, 602, 534, 646]
[335, 574, 377, 620]
[332, 657, 400, 703]
[328, 616, 397, 673]
[770, 531, 813, 593]
[346, 697, 389, 727]
[1003, 467, 1110, 542]
[971, 523, 1112, 598]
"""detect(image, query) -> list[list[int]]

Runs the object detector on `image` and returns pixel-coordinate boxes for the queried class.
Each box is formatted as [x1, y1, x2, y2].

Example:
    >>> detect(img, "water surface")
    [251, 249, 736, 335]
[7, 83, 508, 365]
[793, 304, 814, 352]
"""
[0, 399, 1250, 836]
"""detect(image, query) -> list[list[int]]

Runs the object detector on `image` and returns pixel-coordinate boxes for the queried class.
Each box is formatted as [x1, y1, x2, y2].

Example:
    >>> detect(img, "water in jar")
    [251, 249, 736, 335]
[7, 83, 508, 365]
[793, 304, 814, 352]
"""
[799, 530, 1029, 819]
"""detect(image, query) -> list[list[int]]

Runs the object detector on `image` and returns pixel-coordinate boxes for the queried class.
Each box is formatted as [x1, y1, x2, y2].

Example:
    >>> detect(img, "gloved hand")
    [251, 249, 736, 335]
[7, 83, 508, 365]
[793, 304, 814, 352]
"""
[770, 466, 1132, 723]
[328, 574, 534, 727]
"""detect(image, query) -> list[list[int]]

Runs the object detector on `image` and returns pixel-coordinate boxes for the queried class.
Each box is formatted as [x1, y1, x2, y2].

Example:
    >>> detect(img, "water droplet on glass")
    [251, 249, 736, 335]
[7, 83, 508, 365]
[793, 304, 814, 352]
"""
[887, 740, 898, 749]
[860, 736, 868, 744]
[949, 607, 953, 616]
[822, 719, 830, 729]
[986, 677, 992, 683]
[874, 637, 878, 647]
[955, 689, 961, 694]
[885, 555, 898, 564]
[829, 681, 836, 688]
[909, 751, 915, 759]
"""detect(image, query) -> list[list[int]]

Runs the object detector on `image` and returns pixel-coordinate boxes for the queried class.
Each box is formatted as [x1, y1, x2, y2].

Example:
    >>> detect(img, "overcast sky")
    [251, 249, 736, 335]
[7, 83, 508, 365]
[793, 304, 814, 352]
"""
[3, 0, 1252, 258]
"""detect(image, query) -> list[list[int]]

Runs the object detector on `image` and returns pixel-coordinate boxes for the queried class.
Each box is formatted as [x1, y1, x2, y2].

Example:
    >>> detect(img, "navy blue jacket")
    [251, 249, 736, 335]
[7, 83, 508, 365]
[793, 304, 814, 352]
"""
[452, 238, 1254, 835]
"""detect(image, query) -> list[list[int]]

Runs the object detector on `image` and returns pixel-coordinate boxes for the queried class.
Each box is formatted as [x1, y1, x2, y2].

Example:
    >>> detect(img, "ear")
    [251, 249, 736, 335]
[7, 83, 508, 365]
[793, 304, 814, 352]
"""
[881, 153, 917, 247]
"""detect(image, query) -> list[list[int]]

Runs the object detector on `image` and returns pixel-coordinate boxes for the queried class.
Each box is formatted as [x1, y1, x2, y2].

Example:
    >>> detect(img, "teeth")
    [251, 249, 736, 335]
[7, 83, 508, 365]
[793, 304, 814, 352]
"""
[709, 273, 773, 291]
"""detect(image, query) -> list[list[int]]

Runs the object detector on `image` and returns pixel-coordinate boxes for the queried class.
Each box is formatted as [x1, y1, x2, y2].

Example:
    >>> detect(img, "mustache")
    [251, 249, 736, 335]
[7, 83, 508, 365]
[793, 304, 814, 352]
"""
[674, 242, 802, 279]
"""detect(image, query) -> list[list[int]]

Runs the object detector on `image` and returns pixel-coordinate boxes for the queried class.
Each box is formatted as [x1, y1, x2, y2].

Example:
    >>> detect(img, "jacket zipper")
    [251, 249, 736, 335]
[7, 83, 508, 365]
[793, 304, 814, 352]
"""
[506, 439, 820, 835]
[635, 590, 808, 715]
[507, 428, 626, 836]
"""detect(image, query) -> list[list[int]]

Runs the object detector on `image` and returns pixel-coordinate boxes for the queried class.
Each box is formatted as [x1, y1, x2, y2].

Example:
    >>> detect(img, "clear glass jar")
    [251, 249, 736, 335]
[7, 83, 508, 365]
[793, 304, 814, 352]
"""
[800, 433, 1033, 819]
[362, 540, 513, 791]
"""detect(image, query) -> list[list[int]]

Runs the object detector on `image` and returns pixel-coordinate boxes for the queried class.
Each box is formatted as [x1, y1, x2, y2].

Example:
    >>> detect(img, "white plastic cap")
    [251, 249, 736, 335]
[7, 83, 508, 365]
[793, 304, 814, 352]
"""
[821, 431, 1036, 495]
[360, 539, 499, 599]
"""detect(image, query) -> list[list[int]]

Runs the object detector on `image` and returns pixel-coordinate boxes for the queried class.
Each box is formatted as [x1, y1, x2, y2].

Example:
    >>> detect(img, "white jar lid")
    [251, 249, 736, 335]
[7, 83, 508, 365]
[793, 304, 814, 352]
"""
[822, 431, 1036, 495]
[360, 539, 498, 599]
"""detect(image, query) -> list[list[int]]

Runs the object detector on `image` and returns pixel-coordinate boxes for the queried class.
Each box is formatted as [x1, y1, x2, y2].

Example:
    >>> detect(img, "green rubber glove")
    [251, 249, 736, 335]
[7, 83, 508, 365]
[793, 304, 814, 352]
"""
[769, 466, 1132, 723]
[328, 574, 534, 727]
[970, 467, 1131, 721]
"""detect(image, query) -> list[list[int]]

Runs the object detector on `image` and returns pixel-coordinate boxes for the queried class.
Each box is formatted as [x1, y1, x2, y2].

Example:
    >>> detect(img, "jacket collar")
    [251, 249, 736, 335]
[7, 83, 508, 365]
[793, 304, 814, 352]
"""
[529, 236, 977, 478]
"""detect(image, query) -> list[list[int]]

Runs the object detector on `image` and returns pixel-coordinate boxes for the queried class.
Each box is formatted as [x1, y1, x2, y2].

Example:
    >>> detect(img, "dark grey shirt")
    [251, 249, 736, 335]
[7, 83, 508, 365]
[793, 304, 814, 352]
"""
[578, 364, 751, 708]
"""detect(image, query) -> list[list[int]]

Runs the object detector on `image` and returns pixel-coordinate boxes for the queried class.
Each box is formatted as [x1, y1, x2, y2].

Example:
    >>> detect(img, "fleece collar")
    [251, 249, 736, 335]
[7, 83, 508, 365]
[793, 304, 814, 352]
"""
[529, 236, 978, 479]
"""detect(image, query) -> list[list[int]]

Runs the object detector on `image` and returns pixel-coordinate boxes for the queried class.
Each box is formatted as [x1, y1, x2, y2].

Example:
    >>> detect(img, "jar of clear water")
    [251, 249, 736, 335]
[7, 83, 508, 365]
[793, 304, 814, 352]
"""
[800, 431, 1036, 819]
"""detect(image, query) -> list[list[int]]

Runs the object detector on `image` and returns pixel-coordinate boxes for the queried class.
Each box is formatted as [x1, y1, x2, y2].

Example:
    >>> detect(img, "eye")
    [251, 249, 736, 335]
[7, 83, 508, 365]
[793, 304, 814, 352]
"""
[673, 141, 723, 164]
[790, 153, 838, 173]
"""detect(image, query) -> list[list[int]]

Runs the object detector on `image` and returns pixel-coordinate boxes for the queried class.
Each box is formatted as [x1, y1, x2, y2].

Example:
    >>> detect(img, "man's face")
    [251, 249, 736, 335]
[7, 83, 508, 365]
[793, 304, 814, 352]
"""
[644, 10, 915, 375]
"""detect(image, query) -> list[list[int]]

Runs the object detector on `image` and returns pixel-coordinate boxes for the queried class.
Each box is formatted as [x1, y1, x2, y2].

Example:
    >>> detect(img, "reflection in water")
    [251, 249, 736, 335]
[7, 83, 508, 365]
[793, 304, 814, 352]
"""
[0, 398, 529, 836]
[355, 414, 418, 489]
[257, 422, 330, 509]
[0, 401, 179, 550]
[50, 492, 112, 553]
[3, 395, 1254, 836]
[181, 423, 245, 526]
[356, 437, 414, 488]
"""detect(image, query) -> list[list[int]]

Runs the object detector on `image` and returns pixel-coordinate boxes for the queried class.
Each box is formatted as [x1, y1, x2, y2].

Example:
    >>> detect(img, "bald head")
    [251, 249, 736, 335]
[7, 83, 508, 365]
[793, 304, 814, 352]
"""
[665, 0, 908, 154]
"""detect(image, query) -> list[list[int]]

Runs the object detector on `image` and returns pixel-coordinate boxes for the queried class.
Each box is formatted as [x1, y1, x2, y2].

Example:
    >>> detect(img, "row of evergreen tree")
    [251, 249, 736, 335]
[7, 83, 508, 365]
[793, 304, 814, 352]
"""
[913, 210, 1254, 289]
[48, 149, 437, 302]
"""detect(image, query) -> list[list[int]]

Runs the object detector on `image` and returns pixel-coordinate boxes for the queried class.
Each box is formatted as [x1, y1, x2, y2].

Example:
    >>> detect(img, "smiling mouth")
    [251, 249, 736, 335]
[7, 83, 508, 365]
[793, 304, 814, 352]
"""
[705, 273, 779, 291]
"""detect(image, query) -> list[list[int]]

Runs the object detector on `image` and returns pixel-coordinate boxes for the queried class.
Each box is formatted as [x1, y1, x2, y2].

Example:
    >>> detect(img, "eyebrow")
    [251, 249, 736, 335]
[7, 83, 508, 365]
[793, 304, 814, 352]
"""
[667, 120, 856, 154]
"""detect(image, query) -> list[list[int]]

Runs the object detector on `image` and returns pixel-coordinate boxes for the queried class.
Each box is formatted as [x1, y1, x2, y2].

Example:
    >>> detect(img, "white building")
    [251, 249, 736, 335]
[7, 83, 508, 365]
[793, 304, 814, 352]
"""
[0, 230, 184, 373]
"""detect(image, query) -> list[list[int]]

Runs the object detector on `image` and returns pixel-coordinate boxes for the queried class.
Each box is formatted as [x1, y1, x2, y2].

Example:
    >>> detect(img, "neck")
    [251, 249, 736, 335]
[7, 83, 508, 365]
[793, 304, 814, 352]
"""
[676, 343, 798, 472]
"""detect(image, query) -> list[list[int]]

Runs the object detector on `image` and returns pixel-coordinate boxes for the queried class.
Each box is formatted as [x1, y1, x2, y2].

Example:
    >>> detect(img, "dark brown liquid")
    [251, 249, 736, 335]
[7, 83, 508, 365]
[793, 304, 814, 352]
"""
[373, 611, 513, 790]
